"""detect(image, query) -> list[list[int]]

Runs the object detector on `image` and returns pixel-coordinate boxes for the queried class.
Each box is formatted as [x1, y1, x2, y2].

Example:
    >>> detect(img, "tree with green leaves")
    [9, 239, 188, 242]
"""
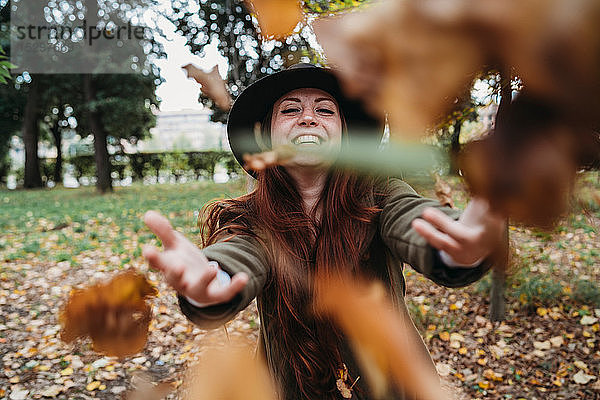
[0, 45, 15, 85]
[0, 0, 163, 191]
[169, 0, 365, 123]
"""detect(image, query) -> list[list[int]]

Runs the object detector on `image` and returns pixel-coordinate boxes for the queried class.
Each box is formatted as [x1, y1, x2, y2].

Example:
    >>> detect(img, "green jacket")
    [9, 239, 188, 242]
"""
[179, 179, 491, 399]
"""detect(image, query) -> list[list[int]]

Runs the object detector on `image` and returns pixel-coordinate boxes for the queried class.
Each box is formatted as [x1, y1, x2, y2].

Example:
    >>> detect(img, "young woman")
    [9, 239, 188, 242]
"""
[143, 64, 505, 399]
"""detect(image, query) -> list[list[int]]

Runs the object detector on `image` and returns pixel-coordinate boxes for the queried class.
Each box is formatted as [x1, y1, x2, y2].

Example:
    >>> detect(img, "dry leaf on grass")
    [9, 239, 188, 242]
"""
[183, 343, 276, 400]
[244, 0, 303, 39]
[60, 270, 157, 358]
[573, 370, 596, 385]
[314, 274, 448, 400]
[182, 64, 232, 111]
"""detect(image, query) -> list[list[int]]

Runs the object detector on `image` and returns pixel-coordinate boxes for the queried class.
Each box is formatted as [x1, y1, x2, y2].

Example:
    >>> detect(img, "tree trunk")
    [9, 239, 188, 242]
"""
[489, 224, 509, 321]
[489, 70, 512, 322]
[83, 74, 112, 193]
[449, 120, 462, 175]
[51, 117, 63, 184]
[23, 77, 43, 188]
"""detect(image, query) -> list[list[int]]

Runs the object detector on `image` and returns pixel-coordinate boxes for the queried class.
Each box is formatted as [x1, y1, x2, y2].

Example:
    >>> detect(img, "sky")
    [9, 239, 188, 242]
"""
[152, 10, 227, 112]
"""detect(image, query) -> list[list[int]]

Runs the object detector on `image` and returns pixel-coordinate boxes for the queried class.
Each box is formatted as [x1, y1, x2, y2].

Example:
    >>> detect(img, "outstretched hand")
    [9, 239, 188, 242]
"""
[411, 197, 506, 266]
[142, 210, 248, 306]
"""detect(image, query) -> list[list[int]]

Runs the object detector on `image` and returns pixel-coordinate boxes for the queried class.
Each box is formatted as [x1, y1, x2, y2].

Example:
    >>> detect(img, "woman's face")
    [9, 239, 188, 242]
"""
[270, 88, 343, 168]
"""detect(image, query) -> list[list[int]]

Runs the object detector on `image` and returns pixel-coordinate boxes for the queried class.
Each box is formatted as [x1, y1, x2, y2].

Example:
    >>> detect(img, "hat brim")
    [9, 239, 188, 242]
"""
[226, 65, 382, 177]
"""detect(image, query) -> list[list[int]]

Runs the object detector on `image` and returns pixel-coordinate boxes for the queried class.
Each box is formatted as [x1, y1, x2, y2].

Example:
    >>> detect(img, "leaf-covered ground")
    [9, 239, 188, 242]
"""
[1, 174, 598, 399]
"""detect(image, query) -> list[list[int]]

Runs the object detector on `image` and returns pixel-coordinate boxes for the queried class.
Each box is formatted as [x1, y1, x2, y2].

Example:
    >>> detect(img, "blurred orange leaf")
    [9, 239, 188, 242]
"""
[125, 372, 177, 400]
[60, 270, 157, 358]
[245, 0, 303, 39]
[314, 274, 448, 400]
[183, 344, 276, 400]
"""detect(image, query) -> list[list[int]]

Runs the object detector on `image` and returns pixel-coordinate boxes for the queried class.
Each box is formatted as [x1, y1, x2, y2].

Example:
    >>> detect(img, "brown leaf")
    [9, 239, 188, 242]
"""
[459, 95, 578, 228]
[182, 64, 232, 111]
[313, 0, 483, 137]
[244, 0, 303, 40]
[314, 274, 448, 400]
[59, 269, 157, 358]
[183, 343, 276, 400]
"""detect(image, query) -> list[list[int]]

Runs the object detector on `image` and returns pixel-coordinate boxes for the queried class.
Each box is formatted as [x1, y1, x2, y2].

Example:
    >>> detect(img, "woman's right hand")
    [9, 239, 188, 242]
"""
[142, 210, 249, 307]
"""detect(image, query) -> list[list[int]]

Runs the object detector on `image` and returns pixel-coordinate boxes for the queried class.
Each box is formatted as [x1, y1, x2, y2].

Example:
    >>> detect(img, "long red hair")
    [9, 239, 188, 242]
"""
[201, 165, 384, 398]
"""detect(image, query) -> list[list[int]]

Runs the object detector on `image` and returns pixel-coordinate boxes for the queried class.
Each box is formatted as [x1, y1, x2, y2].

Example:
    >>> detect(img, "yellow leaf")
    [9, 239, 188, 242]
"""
[439, 331, 450, 341]
[483, 369, 503, 381]
[459, 347, 468, 355]
[86, 381, 101, 391]
[478, 380, 490, 389]
[60, 367, 73, 376]
[536, 307, 548, 317]
[477, 358, 488, 366]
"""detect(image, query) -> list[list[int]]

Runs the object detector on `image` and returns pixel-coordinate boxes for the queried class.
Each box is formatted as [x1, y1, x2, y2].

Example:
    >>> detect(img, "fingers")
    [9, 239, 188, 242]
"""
[143, 210, 178, 249]
[185, 270, 248, 306]
[411, 218, 461, 255]
[420, 207, 471, 241]
[143, 244, 187, 292]
[208, 272, 249, 303]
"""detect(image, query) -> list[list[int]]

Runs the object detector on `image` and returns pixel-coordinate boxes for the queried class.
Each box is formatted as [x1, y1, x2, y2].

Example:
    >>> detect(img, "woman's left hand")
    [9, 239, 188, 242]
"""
[411, 197, 506, 266]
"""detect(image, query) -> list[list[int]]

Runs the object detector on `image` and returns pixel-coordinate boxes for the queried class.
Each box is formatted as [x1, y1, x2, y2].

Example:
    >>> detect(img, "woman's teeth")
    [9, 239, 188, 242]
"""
[293, 135, 322, 145]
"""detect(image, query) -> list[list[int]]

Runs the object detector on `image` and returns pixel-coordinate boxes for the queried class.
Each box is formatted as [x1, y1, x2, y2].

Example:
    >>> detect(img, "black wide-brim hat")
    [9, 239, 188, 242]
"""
[227, 63, 383, 177]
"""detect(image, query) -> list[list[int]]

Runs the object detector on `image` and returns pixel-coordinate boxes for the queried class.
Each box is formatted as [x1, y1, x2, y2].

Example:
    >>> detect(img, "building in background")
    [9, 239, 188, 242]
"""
[134, 109, 228, 153]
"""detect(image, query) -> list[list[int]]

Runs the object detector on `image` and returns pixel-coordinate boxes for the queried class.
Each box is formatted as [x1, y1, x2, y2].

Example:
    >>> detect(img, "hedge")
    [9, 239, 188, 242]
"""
[10, 151, 243, 187]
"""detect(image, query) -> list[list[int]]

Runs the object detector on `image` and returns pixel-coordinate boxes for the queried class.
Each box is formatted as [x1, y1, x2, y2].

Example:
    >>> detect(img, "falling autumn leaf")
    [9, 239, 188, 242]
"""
[59, 270, 157, 358]
[182, 64, 232, 111]
[244, 0, 303, 39]
[314, 274, 448, 400]
[183, 343, 276, 400]
[313, 0, 484, 136]
[459, 107, 577, 228]
[125, 372, 176, 400]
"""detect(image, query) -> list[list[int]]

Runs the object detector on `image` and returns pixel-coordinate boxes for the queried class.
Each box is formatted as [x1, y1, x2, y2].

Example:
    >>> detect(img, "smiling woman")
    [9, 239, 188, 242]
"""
[270, 88, 343, 169]
[143, 64, 506, 399]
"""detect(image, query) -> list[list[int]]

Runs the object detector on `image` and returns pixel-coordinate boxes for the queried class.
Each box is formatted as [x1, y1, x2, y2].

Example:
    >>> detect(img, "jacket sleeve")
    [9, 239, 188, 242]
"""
[178, 234, 269, 329]
[379, 178, 492, 288]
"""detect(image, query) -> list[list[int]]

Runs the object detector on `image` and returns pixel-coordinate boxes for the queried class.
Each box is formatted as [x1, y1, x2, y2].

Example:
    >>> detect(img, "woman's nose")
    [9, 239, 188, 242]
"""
[298, 109, 318, 126]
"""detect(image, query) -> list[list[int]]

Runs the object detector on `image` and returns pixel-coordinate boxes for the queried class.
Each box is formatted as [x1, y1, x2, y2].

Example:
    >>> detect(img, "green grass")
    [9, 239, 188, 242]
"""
[0, 180, 246, 265]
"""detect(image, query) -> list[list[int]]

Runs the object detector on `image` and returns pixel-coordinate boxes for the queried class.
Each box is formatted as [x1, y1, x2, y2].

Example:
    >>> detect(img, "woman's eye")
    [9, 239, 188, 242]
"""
[317, 108, 335, 115]
[281, 108, 300, 114]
